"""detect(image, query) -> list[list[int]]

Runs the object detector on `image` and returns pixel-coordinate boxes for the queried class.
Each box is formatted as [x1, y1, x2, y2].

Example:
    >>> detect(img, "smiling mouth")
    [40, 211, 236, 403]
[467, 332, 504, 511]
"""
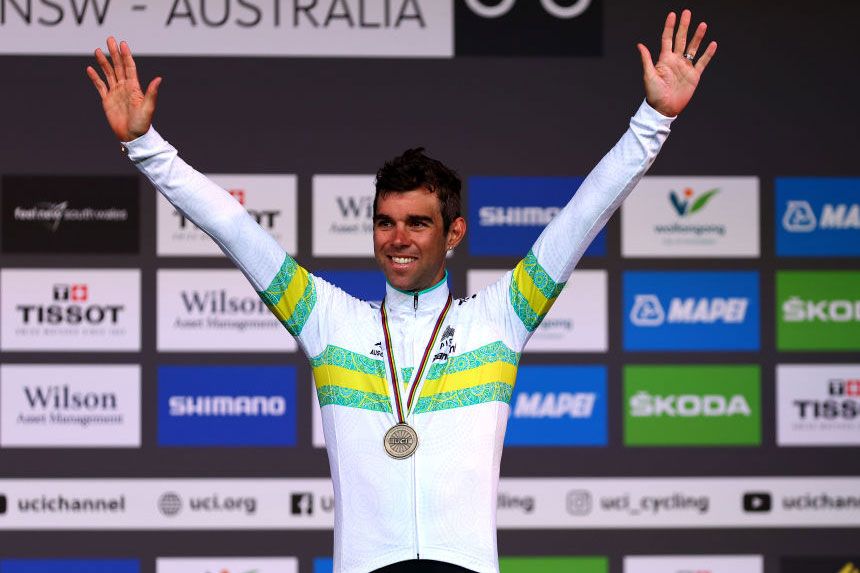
[390, 256, 416, 264]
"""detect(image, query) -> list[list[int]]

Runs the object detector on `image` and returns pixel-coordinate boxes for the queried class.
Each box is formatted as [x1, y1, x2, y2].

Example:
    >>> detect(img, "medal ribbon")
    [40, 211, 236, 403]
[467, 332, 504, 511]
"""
[380, 293, 452, 424]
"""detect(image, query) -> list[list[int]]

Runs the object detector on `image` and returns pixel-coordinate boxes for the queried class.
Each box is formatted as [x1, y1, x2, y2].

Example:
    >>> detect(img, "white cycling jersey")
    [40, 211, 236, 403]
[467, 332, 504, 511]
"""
[125, 101, 672, 573]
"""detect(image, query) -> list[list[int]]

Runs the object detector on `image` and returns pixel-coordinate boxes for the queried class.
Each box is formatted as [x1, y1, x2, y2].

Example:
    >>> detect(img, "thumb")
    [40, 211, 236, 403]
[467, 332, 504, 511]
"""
[144, 76, 162, 109]
[636, 43, 655, 75]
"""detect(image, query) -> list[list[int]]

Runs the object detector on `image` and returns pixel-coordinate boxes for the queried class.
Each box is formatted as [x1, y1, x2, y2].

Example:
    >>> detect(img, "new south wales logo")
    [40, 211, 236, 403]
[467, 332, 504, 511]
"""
[669, 187, 719, 217]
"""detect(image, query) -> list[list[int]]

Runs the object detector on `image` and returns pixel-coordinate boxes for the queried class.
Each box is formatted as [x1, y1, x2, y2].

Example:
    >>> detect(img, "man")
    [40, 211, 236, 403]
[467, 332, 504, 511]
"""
[86, 10, 715, 573]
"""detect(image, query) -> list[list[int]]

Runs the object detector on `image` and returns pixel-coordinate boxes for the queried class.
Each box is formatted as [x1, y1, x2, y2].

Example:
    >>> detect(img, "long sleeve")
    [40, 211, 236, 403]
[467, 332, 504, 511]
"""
[479, 100, 675, 351]
[124, 127, 332, 357]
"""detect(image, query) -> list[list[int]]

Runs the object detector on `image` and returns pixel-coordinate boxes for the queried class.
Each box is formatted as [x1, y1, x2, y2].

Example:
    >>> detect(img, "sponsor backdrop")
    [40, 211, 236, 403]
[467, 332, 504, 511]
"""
[1, 1, 859, 572]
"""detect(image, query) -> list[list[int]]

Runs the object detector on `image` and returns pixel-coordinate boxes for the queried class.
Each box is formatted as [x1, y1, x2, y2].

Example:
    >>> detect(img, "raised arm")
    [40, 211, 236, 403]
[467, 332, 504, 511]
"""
[86, 39, 326, 354]
[494, 9, 717, 349]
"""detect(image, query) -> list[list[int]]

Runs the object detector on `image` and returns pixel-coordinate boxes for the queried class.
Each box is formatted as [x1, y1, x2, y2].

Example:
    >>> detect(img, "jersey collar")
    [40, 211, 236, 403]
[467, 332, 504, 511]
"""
[384, 271, 450, 315]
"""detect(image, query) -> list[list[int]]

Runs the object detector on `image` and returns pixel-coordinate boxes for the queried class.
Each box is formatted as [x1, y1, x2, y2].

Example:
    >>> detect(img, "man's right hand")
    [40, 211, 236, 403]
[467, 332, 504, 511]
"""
[86, 37, 161, 142]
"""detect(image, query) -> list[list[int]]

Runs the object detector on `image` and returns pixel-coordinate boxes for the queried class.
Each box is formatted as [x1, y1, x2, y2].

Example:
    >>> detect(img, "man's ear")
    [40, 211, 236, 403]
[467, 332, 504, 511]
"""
[446, 217, 467, 250]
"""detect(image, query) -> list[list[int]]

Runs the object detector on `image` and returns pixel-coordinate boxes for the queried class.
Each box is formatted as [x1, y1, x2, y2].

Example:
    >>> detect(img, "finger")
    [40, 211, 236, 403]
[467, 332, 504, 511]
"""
[637, 43, 655, 75]
[695, 40, 718, 73]
[120, 40, 138, 83]
[660, 12, 675, 56]
[674, 9, 691, 54]
[144, 76, 162, 109]
[94, 48, 116, 88]
[86, 66, 108, 99]
[107, 36, 125, 81]
[686, 21, 707, 58]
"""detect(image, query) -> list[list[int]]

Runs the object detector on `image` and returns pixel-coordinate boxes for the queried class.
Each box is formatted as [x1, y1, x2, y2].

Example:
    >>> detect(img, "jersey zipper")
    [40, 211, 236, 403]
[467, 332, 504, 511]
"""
[411, 289, 420, 558]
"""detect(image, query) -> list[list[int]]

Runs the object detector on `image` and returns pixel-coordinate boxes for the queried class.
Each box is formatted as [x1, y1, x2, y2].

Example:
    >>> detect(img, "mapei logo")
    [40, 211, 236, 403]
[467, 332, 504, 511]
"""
[624, 272, 759, 351]
[783, 200, 860, 233]
[669, 187, 719, 217]
[506, 365, 606, 446]
[776, 178, 860, 256]
[629, 294, 748, 327]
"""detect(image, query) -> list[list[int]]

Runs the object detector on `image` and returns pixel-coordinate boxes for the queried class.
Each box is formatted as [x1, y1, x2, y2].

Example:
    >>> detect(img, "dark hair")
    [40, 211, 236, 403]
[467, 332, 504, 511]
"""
[374, 147, 462, 232]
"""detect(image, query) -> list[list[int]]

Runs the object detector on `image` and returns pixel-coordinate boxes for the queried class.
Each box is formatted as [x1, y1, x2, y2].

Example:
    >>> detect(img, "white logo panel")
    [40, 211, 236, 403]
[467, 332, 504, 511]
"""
[1, 365, 141, 448]
[312, 175, 376, 257]
[777, 364, 860, 446]
[157, 270, 296, 352]
[0, 1, 453, 57]
[0, 269, 140, 351]
[157, 557, 298, 573]
[467, 269, 607, 352]
[624, 556, 763, 573]
[621, 176, 760, 257]
[157, 174, 297, 257]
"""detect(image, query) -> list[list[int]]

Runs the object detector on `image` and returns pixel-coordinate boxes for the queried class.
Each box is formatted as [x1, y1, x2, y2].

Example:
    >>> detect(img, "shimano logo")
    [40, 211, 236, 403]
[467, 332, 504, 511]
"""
[630, 391, 752, 418]
[169, 395, 286, 417]
[630, 295, 748, 326]
[783, 297, 860, 323]
[479, 206, 560, 227]
[783, 200, 860, 232]
[513, 392, 595, 418]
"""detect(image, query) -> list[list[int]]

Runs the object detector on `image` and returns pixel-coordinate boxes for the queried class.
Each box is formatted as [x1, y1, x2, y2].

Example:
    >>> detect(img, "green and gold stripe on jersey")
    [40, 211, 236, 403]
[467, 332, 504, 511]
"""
[311, 341, 520, 414]
[258, 255, 317, 336]
[510, 249, 565, 332]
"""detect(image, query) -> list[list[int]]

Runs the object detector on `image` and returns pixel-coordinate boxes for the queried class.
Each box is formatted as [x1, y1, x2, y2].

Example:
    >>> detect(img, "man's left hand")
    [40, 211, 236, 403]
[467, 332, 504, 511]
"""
[638, 9, 717, 117]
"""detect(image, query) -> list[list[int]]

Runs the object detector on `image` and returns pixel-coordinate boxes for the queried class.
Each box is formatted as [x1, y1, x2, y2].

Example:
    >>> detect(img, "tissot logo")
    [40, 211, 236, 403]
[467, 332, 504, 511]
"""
[743, 492, 772, 513]
[1, 269, 141, 351]
[157, 175, 296, 257]
[778, 365, 860, 446]
[506, 366, 606, 446]
[776, 178, 860, 256]
[624, 271, 760, 351]
[0, 176, 139, 254]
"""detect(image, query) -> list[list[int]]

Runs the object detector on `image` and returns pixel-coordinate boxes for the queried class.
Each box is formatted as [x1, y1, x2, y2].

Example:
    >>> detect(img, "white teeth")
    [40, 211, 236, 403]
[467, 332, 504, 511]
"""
[392, 257, 415, 264]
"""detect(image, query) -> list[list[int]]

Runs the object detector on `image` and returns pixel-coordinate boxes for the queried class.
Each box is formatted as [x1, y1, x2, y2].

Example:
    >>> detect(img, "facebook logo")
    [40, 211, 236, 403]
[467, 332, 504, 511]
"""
[0, 560, 140, 573]
[291, 493, 313, 515]
[505, 365, 607, 446]
[158, 365, 296, 446]
[468, 177, 605, 256]
[623, 271, 760, 351]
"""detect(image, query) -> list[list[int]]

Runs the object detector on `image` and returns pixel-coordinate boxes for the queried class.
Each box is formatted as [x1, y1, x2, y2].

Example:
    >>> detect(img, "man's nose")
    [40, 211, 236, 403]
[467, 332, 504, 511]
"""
[392, 224, 410, 246]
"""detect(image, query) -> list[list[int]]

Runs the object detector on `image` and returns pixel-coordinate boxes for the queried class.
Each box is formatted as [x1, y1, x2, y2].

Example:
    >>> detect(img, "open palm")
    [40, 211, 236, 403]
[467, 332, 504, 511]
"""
[637, 10, 717, 117]
[86, 37, 161, 142]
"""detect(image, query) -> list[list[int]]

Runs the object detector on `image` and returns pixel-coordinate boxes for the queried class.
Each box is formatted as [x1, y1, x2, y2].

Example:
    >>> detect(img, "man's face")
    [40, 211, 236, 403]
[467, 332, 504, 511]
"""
[373, 188, 464, 292]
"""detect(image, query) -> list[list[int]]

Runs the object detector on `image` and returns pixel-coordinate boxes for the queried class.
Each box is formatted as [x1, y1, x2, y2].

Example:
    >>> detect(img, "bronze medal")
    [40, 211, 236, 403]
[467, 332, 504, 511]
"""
[383, 423, 419, 459]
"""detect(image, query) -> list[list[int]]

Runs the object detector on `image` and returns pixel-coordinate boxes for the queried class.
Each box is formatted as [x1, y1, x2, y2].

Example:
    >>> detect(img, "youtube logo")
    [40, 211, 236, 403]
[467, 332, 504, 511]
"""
[743, 492, 772, 512]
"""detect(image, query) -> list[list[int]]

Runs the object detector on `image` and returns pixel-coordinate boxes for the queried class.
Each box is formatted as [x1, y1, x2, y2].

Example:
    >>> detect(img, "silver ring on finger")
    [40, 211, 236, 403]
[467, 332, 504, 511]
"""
[684, 52, 695, 62]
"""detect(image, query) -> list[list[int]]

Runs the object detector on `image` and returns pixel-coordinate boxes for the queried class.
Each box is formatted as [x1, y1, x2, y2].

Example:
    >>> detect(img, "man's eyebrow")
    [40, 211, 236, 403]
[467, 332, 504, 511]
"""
[373, 214, 393, 222]
[406, 215, 434, 224]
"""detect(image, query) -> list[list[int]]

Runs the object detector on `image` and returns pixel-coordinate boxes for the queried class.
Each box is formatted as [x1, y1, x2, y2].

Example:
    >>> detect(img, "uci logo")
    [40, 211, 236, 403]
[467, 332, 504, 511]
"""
[464, 0, 592, 19]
